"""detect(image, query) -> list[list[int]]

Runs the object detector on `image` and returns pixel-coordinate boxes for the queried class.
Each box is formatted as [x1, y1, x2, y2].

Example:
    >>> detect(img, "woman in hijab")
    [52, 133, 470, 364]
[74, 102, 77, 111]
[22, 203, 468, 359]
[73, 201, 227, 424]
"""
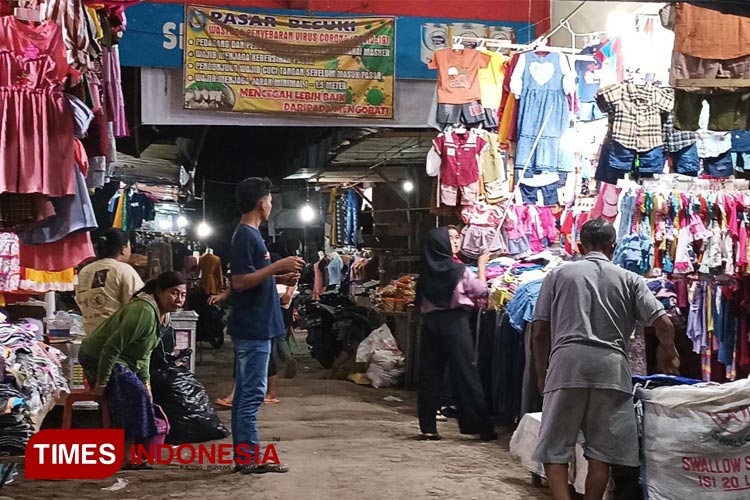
[416, 227, 497, 441]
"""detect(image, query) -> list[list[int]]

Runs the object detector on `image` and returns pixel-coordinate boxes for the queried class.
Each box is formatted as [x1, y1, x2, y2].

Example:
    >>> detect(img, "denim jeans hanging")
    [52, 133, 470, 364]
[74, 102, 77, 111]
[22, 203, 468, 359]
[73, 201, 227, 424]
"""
[345, 190, 362, 246]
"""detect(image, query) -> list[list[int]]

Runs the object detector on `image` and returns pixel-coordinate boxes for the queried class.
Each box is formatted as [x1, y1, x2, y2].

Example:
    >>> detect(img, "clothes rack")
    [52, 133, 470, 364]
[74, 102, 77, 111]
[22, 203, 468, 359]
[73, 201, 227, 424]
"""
[451, 36, 596, 62]
[673, 79, 750, 89]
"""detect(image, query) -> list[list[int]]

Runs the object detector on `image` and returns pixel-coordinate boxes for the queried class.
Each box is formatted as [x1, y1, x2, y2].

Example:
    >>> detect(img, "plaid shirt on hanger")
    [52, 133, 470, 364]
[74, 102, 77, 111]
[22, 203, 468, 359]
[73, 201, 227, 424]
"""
[596, 83, 675, 152]
[662, 114, 696, 152]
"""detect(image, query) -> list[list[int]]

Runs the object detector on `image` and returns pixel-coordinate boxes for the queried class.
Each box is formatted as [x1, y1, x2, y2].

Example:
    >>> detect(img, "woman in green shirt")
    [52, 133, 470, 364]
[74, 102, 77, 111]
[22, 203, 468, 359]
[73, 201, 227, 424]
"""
[79, 271, 186, 469]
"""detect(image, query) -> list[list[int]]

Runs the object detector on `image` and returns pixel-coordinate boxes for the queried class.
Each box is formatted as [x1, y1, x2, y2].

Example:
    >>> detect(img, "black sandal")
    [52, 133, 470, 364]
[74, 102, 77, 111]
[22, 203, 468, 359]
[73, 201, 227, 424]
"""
[417, 433, 442, 441]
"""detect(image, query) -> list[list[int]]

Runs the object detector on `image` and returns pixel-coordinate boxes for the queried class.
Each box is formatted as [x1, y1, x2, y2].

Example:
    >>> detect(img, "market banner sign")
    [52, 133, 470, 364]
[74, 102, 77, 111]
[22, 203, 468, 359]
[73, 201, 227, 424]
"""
[182, 5, 395, 119]
[120, 3, 534, 80]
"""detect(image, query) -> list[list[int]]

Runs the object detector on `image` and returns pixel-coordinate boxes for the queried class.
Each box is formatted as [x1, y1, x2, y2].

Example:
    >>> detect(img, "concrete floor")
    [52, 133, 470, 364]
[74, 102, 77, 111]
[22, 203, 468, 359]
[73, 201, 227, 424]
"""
[7, 335, 551, 500]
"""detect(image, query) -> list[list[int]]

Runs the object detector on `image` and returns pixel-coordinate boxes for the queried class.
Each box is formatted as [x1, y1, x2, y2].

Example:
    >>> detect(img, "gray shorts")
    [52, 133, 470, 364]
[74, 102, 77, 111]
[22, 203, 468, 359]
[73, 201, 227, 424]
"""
[532, 388, 639, 467]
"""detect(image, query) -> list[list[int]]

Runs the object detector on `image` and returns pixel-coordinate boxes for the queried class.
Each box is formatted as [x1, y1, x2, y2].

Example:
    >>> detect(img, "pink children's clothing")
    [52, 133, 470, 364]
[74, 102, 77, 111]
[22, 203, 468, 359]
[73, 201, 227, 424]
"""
[0, 232, 20, 292]
[504, 206, 531, 257]
[539, 207, 559, 243]
[739, 222, 748, 269]
[19, 231, 95, 272]
[590, 183, 621, 222]
[103, 45, 129, 138]
[0, 17, 77, 196]
[461, 203, 504, 227]
[524, 206, 546, 254]
[441, 181, 479, 206]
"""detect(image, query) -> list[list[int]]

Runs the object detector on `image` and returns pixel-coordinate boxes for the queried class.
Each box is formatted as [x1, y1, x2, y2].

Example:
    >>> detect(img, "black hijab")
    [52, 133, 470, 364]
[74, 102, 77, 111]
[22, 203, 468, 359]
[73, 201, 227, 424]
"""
[416, 227, 465, 309]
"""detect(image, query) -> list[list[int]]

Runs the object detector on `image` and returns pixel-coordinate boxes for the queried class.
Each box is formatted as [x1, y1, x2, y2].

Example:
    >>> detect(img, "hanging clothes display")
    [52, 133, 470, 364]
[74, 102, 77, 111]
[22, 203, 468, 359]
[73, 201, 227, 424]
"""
[476, 47, 506, 128]
[0, 233, 20, 292]
[498, 53, 522, 144]
[328, 189, 361, 248]
[19, 232, 95, 272]
[595, 83, 675, 181]
[411, 9, 750, 446]
[428, 47, 491, 127]
[575, 38, 621, 122]
[328, 187, 338, 247]
[478, 131, 509, 203]
[344, 190, 361, 247]
[199, 252, 223, 296]
[663, 114, 699, 176]
[327, 252, 343, 287]
[18, 165, 97, 245]
[128, 191, 156, 230]
[108, 188, 158, 230]
[430, 129, 486, 207]
[313, 256, 326, 301]
[147, 239, 174, 278]
[335, 191, 347, 246]
[0, 17, 77, 197]
[0, 0, 138, 313]
[666, 3, 750, 132]
[511, 51, 576, 172]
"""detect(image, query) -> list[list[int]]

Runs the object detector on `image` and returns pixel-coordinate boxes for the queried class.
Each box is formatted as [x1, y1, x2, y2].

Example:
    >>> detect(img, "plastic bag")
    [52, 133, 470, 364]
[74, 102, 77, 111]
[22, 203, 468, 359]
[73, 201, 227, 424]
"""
[637, 378, 750, 500]
[426, 146, 441, 177]
[356, 324, 400, 363]
[367, 351, 404, 388]
[150, 362, 229, 444]
[356, 325, 404, 388]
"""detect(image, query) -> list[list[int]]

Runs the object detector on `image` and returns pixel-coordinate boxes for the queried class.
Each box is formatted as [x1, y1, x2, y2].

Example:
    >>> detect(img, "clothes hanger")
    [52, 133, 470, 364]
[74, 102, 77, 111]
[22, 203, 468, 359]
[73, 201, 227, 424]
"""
[451, 37, 465, 51]
[14, 0, 44, 24]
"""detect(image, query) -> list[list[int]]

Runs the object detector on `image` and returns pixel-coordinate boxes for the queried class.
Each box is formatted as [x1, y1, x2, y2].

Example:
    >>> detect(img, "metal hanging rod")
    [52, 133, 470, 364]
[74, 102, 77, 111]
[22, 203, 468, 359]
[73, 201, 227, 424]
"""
[450, 36, 596, 61]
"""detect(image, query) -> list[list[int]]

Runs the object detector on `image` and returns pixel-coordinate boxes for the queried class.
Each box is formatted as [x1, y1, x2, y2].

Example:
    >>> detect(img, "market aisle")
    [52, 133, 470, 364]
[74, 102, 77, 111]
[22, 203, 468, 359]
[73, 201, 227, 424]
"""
[10, 334, 550, 500]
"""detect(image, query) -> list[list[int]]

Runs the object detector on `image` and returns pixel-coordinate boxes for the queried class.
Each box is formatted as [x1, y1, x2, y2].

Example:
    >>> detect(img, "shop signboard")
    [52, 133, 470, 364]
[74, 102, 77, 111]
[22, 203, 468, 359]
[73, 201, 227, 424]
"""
[120, 2, 533, 80]
[182, 5, 395, 118]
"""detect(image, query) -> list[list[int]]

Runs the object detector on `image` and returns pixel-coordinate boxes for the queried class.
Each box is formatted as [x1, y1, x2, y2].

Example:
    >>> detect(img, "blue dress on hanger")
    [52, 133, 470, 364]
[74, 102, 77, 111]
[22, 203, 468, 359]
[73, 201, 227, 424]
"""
[515, 52, 570, 173]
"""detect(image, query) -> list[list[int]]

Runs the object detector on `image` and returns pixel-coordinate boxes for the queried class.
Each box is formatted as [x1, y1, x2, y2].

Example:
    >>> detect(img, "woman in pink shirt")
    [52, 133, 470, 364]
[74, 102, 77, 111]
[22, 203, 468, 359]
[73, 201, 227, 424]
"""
[416, 227, 497, 441]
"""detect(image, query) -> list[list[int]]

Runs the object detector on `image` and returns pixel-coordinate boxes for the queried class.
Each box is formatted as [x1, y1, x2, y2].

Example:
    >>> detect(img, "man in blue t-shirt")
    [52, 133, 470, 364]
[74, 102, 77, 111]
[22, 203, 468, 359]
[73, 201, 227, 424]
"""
[229, 177, 304, 474]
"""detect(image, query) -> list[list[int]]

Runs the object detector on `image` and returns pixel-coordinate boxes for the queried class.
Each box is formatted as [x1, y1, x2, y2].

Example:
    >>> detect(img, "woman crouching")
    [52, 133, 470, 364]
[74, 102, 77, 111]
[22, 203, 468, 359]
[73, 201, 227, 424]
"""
[78, 271, 187, 469]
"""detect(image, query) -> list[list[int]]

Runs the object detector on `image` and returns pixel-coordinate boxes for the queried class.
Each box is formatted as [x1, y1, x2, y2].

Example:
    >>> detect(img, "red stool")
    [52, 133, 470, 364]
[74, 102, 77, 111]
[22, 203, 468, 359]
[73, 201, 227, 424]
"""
[62, 379, 111, 429]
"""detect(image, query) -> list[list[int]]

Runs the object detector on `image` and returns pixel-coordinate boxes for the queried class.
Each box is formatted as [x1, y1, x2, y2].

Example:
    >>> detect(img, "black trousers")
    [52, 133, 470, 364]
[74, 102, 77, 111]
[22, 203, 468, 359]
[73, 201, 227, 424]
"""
[418, 309, 493, 435]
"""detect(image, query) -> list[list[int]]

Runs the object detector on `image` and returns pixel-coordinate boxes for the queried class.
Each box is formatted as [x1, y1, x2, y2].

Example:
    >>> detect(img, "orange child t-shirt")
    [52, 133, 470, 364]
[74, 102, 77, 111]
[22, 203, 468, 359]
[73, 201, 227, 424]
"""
[429, 48, 491, 105]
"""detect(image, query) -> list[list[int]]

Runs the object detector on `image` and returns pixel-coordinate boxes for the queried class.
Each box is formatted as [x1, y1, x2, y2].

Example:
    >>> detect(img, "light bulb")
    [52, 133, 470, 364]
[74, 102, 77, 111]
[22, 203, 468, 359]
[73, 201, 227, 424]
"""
[402, 180, 414, 193]
[177, 215, 189, 228]
[159, 218, 171, 231]
[196, 221, 212, 239]
[300, 203, 316, 223]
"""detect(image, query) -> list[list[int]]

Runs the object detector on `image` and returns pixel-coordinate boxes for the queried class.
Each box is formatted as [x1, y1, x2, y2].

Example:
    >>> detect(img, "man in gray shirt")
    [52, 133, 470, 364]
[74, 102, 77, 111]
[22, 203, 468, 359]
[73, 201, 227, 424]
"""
[531, 219, 680, 500]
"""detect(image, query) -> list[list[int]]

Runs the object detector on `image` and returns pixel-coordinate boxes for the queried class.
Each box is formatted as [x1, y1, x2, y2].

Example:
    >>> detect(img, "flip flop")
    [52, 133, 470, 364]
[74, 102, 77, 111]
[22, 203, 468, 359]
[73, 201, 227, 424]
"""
[263, 398, 280, 405]
[215, 398, 233, 408]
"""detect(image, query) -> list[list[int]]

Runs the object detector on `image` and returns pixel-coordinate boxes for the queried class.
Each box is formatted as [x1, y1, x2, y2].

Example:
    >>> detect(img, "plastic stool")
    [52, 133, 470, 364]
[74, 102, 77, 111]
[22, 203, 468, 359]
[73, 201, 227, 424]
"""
[62, 380, 111, 429]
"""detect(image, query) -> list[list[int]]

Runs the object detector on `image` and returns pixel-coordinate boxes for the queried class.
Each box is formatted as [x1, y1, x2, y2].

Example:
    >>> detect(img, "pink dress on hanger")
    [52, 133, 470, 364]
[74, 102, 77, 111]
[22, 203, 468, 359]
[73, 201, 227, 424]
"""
[0, 17, 77, 196]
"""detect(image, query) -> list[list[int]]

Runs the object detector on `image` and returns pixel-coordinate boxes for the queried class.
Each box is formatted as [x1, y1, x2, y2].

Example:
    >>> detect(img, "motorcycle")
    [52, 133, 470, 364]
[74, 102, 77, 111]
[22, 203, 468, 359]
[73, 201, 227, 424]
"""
[300, 288, 384, 369]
